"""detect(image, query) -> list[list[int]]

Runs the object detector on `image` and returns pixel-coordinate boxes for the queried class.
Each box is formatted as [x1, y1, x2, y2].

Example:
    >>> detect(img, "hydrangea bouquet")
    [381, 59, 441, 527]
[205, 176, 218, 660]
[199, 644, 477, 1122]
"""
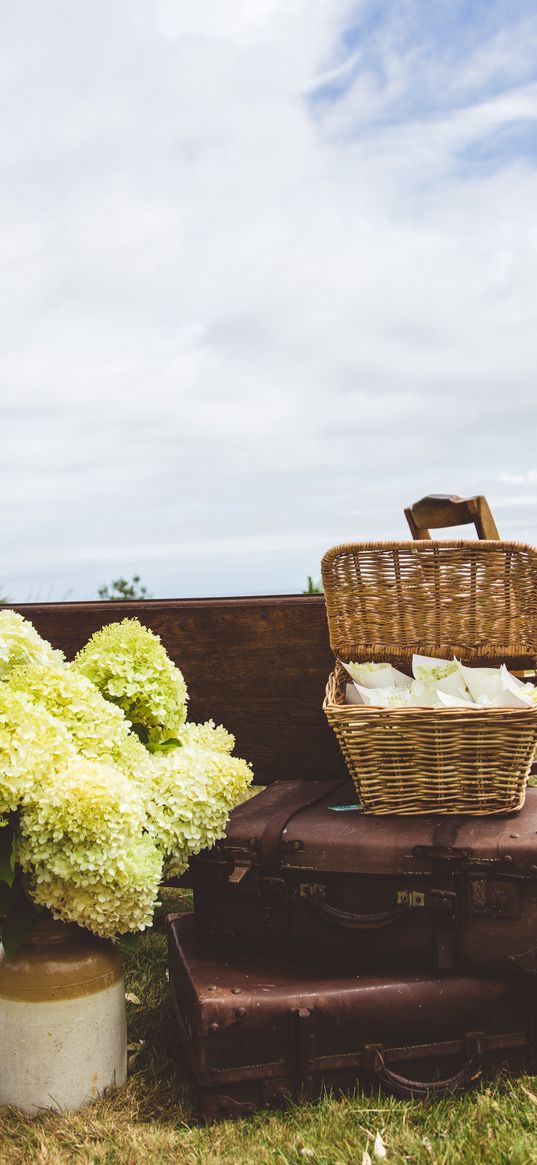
[0, 611, 252, 955]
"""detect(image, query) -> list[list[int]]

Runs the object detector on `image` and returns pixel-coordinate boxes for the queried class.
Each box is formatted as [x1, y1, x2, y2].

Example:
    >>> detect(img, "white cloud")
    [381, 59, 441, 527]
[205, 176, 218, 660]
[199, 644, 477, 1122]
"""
[1, 1, 537, 600]
[497, 471, 537, 485]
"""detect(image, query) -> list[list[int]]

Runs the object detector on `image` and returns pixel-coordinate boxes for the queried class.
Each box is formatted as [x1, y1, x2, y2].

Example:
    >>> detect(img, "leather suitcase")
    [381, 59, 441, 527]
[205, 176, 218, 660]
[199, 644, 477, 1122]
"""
[167, 912, 535, 1120]
[191, 779, 537, 976]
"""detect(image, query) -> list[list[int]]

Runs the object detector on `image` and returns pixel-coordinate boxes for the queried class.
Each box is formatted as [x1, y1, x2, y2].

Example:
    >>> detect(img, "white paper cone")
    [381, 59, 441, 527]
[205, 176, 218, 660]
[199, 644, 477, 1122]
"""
[459, 665, 503, 702]
[408, 680, 440, 707]
[490, 669, 534, 706]
[412, 654, 456, 680]
[345, 682, 364, 705]
[434, 670, 472, 699]
[341, 661, 395, 689]
[437, 691, 480, 708]
[500, 665, 534, 701]
[488, 689, 534, 707]
[351, 684, 391, 706]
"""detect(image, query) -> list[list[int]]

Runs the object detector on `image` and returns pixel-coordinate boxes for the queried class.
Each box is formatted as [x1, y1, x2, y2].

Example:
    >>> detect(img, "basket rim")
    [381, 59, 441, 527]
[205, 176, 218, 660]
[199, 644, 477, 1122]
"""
[324, 698, 537, 716]
[321, 538, 537, 566]
[332, 646, 537, 662]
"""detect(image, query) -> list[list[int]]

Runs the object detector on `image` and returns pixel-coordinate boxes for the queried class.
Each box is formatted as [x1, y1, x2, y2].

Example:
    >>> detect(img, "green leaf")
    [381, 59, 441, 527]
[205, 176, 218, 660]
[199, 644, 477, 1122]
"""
[119, 931, 139, 952]
[1, 893, 39, 958]
[0, 881, 16, 918]
[131, 723, 149, 745]
[146, 738, 182, 755]
[0, 827, 16, 887]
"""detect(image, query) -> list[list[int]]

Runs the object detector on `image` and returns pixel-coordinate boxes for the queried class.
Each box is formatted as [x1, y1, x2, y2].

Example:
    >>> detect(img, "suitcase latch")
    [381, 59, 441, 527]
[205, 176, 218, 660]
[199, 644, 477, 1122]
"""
[227, 861, 252, 884]
[467, 878, 521, 918]
[299, 883, 326, 899]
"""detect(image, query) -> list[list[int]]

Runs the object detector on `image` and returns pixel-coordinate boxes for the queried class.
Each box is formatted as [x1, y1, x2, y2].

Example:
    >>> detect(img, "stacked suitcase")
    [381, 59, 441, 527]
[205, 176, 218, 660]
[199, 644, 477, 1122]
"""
[167, 497, 537, 1119]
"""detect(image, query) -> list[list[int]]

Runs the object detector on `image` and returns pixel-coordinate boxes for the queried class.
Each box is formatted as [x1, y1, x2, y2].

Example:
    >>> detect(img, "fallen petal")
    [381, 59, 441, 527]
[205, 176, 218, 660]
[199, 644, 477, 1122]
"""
[374, 1131, 387, 1159]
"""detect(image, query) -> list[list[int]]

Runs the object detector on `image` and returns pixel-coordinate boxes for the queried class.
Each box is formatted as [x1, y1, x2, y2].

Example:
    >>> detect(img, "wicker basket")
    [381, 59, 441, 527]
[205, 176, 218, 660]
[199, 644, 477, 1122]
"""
[321, 540, 537, 815]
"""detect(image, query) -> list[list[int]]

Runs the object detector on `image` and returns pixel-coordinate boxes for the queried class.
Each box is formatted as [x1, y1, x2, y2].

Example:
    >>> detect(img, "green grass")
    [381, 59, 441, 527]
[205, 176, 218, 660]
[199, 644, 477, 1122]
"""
[2, 889, 537, 1164]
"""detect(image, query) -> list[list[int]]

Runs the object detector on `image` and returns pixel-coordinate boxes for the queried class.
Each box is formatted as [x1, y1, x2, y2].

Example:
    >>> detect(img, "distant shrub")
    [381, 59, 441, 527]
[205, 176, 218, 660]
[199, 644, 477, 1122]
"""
[303, 576, 323, 594]
[97, 575, 152, 601]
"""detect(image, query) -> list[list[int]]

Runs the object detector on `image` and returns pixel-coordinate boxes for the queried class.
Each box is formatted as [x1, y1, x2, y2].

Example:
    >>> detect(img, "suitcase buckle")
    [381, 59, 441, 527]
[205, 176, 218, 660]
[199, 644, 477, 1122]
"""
[227, 861, 252, 884]
[429, 889, 457, 920]
[263, 876, 288, 903]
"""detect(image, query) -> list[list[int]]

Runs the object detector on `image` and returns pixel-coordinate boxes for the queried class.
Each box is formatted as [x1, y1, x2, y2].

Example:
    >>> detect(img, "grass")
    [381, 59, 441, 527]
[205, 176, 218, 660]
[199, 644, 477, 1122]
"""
[2, 889, 537, 1165]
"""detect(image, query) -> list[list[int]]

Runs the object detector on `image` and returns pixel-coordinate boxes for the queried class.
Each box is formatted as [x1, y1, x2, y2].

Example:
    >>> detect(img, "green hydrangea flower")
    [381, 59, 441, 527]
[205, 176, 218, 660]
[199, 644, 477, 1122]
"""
[1, 614, 252, 941]
[73, 618, 188, 744]
[146, 743, 252, 859]
[7, 660, 154, 787]
[0, 684, 75, 817]
[178, 719, 235, 753]
[0, 609, 64, 680]
[17, 758, 161, 938]
[23, 836, 162, 937]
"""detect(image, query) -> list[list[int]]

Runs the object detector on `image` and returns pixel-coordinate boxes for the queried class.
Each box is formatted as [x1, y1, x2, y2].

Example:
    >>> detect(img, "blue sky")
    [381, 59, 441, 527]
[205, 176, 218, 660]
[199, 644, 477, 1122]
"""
[1, 0, 537, 601]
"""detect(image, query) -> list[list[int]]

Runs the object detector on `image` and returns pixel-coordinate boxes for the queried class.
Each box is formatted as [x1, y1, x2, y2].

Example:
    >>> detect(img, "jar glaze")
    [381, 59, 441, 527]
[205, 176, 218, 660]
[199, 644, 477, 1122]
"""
[0, 915, 127, 1115]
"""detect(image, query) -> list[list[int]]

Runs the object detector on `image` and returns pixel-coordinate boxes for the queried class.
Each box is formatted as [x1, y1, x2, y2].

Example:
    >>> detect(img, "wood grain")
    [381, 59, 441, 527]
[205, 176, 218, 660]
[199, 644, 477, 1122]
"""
[404, 494, 499, 540]
[11, 596, 347, 785]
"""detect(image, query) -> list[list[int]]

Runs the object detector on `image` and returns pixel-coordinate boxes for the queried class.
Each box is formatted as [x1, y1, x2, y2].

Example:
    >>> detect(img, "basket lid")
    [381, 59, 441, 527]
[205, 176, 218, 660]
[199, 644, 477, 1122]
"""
[321, 540, 537, 663]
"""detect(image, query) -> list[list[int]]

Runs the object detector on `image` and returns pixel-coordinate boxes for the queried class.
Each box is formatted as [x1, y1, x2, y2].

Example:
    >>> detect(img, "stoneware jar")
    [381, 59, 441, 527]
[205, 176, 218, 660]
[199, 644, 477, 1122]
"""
[0, 914, 127, 1115]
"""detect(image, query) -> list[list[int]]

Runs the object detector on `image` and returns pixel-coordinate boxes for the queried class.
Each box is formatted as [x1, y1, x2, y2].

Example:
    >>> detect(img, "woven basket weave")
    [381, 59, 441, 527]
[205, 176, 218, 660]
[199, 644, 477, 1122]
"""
[321, 541, 537, 815]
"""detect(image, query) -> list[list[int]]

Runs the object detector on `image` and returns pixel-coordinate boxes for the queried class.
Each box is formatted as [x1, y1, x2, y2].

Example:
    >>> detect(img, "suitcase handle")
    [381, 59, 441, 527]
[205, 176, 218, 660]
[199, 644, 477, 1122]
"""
[307, 890, 411, 931]
[365, 1032, 484, 1098]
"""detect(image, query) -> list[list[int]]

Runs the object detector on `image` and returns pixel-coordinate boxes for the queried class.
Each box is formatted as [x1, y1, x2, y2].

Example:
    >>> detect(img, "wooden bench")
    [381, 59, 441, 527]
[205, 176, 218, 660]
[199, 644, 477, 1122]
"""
[13, 596, 347, 785]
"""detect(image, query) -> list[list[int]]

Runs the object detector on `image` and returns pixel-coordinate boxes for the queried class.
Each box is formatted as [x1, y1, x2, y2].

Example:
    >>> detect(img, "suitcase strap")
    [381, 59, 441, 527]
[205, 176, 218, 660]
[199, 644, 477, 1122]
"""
[259, 779, 350, 875]
[257, 779, 350, 949]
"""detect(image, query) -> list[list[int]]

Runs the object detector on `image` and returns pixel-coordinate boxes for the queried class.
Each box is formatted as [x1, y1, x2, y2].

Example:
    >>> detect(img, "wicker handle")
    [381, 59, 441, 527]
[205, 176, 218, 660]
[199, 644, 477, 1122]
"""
[365, 1032, 483, 1098]
[404, 494, 499, 540]
[308, 889, 411, 931]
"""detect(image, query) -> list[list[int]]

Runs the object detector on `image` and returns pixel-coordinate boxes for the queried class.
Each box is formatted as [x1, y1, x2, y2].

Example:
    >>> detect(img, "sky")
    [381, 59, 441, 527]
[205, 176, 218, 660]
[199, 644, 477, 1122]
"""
[1, 0, 537, 602]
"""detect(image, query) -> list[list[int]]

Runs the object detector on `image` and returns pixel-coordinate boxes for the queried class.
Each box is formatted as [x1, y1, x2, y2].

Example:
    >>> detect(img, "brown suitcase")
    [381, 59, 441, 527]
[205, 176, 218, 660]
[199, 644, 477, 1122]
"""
[167, 912, 535, 1120]
[192, 779, 537, 976]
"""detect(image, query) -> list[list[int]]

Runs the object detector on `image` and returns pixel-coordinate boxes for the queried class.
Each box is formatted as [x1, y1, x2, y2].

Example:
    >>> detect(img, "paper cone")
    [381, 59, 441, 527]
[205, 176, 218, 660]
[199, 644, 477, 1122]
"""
[351, 684, 393, 706]
[341, 661, 396, 689]
[434, 670, 472, 699]
[459, 665, 503, 702]
[344, 682, 364, 706]
[437, 691, 480, 708]
[407, 680, 441, 707]
[412, 654, 458, 680]
[488, 689, 535, 708]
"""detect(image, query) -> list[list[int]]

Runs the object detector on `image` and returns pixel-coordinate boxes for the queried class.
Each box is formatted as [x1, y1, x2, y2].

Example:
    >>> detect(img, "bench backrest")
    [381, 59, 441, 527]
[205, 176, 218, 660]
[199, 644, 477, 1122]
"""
[12, 597, 346, 785]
